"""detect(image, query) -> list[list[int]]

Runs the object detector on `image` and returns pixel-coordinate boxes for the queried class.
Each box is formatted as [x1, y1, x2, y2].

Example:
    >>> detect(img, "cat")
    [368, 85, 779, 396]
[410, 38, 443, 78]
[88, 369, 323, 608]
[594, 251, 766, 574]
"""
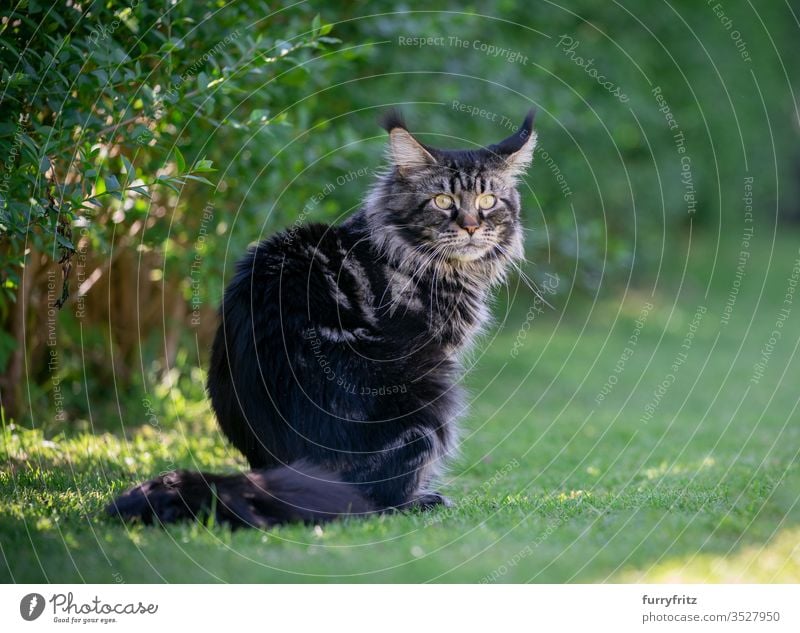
[107, 108, 537, 528]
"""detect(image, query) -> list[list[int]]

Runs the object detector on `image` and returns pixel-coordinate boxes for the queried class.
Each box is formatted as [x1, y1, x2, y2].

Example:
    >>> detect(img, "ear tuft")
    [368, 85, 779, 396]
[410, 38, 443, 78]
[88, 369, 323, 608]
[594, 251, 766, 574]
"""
[488, 108, 538, 178]
[382, 109, 436, 174]
[380, 108, 408, 133]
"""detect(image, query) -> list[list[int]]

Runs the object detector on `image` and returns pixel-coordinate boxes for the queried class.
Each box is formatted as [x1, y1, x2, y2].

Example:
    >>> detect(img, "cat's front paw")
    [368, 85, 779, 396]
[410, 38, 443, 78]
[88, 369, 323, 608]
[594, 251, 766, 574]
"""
[412, 491, 452, 511]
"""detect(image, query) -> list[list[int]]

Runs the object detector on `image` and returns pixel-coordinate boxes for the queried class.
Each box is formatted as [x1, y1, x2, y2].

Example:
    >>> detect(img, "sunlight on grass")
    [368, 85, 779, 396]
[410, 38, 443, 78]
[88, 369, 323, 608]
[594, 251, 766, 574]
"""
[2, 234, 799, 583]
[616, 527, 800, 583]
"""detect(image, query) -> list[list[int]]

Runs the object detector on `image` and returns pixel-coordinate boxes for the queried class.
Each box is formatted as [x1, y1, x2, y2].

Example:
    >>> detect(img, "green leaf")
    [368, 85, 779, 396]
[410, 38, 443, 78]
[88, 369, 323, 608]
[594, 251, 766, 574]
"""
[248, 109, 270, 124]
[0, 37, 21, 61]
[183, 174, 214, 186]
[84, 197, 104, 208]
[173, 147, 186, 174]
[104, 174, 121, 192]
[120, 155, 136, 185]
[154, 177, 181, 193]
[191, 159, 215, 173]
[159, 38, 186, 53]
[18, 133, 39, 157]
[130, 125, 153, 144]
[129, 186, 151, 199]
[55, 233, 75, 251]
[104, 175, 122, 200]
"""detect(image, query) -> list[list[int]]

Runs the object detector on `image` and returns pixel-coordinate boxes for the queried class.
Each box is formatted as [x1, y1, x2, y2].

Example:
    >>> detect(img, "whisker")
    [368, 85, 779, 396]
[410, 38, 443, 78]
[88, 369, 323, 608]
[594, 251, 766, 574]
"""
[493, 244, 555, 310]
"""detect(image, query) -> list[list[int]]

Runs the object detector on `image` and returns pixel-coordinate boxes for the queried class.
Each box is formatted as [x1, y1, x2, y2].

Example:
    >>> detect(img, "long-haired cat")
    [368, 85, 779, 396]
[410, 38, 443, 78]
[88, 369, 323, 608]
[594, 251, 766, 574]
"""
[108, 109, 537, 527]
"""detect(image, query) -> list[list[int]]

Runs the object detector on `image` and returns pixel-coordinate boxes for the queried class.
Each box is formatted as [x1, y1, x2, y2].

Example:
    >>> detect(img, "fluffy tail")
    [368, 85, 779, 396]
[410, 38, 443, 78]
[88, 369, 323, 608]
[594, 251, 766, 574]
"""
[107, 462, 374, 528]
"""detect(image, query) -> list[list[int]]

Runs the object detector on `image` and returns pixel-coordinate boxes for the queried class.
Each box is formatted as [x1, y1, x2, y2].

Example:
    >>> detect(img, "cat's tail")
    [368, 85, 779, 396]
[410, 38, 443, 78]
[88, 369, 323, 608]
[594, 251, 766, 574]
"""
[106, 461, 374, 528]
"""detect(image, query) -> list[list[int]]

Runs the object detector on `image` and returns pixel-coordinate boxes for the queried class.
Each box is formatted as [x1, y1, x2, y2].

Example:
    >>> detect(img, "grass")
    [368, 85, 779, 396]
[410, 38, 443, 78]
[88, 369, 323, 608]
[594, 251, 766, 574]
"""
[2, 230, 799, 583]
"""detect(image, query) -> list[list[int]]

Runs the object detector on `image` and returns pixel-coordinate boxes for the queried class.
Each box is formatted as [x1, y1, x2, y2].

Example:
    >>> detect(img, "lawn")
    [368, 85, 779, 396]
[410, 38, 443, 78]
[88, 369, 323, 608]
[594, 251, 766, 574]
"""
[2, 231, 799, 583]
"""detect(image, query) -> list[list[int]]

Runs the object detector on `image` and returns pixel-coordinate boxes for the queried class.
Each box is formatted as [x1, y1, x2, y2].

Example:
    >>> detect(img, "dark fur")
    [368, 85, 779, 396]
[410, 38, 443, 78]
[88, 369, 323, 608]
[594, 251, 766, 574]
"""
[108, 109, 537, 528]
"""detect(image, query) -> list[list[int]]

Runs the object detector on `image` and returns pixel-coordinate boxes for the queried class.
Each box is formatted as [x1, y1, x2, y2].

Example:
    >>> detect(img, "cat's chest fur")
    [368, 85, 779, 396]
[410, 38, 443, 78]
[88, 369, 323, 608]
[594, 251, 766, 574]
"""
[327, 225, 496, 355]
[380, 260, 491, 350]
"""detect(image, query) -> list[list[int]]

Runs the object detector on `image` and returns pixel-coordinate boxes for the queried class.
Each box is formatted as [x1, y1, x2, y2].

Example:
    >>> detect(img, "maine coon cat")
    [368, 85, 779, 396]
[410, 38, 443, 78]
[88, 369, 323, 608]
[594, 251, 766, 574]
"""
[108, 109, 537, 527]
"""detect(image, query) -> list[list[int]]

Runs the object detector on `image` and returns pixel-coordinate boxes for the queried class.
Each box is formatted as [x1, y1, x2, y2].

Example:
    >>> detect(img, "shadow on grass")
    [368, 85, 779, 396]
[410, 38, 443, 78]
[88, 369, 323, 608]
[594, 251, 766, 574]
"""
[1, 447, 797, 582]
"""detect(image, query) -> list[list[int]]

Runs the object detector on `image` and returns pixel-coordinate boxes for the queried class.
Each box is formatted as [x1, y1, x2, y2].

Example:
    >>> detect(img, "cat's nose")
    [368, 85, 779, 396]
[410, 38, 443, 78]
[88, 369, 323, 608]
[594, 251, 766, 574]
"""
[458, 213, 481, 236]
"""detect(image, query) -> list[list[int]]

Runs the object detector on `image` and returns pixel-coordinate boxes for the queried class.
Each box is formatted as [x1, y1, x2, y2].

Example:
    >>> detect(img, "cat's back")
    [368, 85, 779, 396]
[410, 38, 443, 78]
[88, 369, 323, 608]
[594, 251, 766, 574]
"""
[221, 218, 379, 327]
[223, 223, 346, 296]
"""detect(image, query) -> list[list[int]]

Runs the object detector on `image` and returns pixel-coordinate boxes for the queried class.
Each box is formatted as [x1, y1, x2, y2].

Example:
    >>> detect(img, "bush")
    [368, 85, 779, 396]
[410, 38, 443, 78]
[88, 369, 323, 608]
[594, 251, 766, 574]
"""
[1, 1, 797, 427]
[0, 1, 348, 422]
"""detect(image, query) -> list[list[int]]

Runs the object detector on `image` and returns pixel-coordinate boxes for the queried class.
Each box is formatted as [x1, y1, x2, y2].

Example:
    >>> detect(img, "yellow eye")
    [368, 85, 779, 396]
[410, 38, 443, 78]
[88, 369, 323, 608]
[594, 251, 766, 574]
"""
[477, 194, 496, 210]
[434, 194, 453, 210]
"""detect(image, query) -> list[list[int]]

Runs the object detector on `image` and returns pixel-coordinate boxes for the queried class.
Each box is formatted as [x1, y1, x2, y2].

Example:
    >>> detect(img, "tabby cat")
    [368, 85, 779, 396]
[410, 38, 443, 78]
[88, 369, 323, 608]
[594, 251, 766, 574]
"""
[108, 109, 537, 527]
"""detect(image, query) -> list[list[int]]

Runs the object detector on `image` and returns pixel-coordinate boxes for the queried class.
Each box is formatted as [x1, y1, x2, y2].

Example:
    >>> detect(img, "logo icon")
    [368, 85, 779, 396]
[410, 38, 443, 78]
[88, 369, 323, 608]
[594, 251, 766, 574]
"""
[20, 593, 45, 621]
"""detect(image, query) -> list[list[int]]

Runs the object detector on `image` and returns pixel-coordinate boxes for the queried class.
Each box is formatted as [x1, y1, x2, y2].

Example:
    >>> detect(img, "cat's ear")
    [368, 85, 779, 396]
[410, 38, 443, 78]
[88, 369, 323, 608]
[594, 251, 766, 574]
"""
[491, 109, 537, 178]
[381, 109, 436, 175]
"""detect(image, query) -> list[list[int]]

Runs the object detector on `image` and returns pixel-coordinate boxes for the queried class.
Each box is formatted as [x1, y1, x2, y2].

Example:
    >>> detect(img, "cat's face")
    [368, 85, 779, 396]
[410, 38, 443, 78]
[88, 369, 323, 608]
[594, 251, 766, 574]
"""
[371, 110, 536, 266]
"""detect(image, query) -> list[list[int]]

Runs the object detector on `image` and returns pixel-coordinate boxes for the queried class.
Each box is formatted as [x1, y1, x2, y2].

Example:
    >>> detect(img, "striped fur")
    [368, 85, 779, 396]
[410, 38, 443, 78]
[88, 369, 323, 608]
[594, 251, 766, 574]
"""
[108, 110, 537, 527]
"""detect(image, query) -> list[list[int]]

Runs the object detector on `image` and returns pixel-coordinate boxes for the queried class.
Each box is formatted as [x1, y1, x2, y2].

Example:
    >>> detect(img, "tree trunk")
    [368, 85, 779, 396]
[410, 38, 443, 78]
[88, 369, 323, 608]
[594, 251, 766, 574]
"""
[0, 251, 40, 424]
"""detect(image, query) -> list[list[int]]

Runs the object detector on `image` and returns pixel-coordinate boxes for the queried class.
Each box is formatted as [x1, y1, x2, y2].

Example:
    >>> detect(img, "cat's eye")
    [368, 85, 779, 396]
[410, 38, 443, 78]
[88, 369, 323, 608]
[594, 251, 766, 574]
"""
[477, 194, 496, 210]
[434, 194, 454, 210]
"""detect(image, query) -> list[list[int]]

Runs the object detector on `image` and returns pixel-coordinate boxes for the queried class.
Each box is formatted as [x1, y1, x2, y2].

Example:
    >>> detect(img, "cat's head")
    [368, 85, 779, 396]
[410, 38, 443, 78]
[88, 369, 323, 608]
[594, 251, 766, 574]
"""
[365, 109, 536, 271]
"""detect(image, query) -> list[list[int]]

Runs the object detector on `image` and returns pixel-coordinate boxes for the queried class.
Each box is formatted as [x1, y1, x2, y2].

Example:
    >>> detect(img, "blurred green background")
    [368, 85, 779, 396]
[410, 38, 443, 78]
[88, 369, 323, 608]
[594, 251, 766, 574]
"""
[1, 0, 797, 424]
[1, 1, 799, 583]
